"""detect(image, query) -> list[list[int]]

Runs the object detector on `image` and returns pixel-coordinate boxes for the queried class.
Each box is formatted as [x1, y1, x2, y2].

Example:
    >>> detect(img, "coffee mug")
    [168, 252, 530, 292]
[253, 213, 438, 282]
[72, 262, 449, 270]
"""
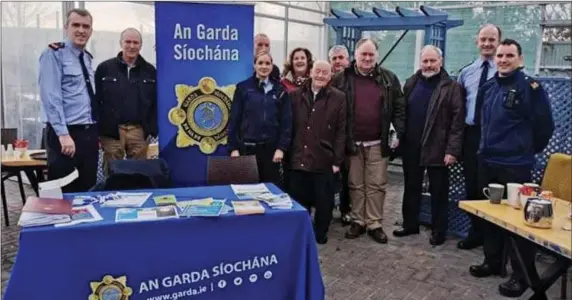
[483, 183, 505, 204]
[507, 183, 523, 208]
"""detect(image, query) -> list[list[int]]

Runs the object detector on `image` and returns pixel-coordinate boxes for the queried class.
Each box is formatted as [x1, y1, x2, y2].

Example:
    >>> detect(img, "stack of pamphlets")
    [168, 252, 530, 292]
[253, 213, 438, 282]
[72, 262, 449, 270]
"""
[100, 192, 152, 208]
[153, 194, 177, 206]
[176, 198, 227, 217]
[55, 205, 103, 227]
[231, 183, 271, 199]
[256, 193, 293, 209]
[115, 205, 179, 222]
[18, 196, 72, 227]
[232, 201, 265, 215]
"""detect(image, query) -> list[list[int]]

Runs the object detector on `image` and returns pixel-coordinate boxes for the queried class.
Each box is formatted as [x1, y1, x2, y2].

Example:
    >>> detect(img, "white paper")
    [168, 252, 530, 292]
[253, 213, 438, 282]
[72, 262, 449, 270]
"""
[54, 205, 103, 227]
[231, 183, 271, 199]
[100, 192, 152, 208]
[39, 169, 79, 198]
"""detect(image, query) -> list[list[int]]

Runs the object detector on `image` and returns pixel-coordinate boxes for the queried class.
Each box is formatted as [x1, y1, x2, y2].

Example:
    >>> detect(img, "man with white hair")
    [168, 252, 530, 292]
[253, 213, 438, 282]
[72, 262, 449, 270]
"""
[328, 45, 350, 73]
[392, 45, 465, 245]
[331, 38, 405, 244]
[287, 60, 346, 244]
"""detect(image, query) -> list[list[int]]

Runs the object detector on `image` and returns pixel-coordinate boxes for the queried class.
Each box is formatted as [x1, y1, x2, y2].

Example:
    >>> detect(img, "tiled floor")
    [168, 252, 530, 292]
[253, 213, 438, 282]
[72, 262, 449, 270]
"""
[1, 173, 569, 299]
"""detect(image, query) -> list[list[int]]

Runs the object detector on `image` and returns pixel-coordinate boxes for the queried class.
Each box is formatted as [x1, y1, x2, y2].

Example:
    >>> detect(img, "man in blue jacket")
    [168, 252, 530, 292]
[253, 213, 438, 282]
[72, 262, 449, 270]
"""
[468, 39, 554, 298]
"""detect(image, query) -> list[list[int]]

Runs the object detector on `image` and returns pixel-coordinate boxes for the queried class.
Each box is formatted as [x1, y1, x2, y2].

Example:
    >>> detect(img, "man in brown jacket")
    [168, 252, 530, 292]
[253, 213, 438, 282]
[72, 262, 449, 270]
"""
[288, 60, 346, 244]
[392, 45, 465, 245]
[331, 38, 405, 244]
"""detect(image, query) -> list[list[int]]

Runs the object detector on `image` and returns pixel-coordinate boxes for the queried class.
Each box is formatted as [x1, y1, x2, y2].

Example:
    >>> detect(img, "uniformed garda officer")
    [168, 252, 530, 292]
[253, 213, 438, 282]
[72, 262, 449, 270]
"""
[468, 39, 554, 298]
[456, 24, 500, 251]
[39, 8, 99, 193]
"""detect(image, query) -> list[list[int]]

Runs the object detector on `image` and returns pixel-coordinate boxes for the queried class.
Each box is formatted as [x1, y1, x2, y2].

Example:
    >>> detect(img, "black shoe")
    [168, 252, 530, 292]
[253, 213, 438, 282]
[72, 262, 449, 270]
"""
[469, 263, 501, 278]
[429, 232, 446, 246]
[345, 223, 366, 239]
[316, 235, 328, 245]
[368, 227, 388, 244]
[393, 227, 420, 237]
[457, 237, 483, 250]
[498, 278, 528, 298]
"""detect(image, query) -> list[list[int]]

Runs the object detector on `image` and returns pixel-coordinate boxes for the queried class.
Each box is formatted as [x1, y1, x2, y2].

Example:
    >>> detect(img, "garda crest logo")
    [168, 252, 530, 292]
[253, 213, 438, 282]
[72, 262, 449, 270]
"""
[168, 77, 234, 154]
[89, 275, 133, 300]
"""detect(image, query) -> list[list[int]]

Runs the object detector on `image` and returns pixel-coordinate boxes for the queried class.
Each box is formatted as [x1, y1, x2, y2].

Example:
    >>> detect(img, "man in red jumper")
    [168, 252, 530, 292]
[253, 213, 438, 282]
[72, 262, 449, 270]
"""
[331, 38, 405, 244]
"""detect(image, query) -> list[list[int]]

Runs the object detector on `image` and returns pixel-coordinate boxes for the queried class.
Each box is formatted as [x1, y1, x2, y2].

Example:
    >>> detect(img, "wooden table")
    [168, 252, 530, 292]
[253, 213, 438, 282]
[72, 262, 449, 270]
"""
[1, 150, 47, 196]
[459, 199, 571, 299]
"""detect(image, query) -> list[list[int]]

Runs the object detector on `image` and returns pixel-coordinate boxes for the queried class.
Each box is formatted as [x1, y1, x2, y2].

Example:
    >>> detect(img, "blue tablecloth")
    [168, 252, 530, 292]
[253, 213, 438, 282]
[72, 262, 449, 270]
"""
[4, 184, 324, 300]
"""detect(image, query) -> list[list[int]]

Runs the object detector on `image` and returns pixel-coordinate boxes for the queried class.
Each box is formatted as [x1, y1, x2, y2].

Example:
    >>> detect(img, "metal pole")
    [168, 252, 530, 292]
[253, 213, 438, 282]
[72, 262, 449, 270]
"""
[284, 6, 289, 63]
[534, 4, 546, 76]
[380, 30, 409, 65]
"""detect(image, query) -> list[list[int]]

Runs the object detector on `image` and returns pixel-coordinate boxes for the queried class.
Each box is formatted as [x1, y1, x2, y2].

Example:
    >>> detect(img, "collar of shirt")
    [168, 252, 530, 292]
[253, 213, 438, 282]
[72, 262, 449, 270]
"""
[476, 56, 496, 68]
[64, 39, 84, 57]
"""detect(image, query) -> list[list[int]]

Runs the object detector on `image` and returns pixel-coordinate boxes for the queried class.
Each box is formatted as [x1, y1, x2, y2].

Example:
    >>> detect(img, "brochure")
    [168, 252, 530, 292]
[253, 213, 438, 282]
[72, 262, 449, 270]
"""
[231, 183, 271, 199]
[153, 194, 177, 206]
[256, 193, 293, 209]
[101, 192, 152, 208]
[178, 198, 226, 217]
[232, 200, 265, 215]
[55, 205, 103, 227]
[115, 206, 179, 222]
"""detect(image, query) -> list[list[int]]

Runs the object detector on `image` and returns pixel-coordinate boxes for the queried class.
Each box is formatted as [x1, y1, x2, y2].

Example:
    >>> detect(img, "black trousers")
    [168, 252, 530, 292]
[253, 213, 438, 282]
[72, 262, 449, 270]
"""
[338, 163, 351, 215]
[479, 161, 536, 278]
[46, 124, 99, 193]
[462, 125, 485, 241]
[241, 143, 281, 186]
[402, 146, 449, 235]
[288, 170, 335, 240]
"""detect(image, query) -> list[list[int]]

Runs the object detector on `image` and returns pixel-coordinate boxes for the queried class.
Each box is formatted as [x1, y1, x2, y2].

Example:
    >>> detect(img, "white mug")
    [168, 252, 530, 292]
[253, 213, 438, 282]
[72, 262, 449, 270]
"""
[506, 183, 523, 208]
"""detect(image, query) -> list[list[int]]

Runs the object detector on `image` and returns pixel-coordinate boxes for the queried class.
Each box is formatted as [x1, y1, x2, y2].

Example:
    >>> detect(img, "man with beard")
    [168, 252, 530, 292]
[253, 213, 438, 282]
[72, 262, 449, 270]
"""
[254, 33, 280, 80]
[456, 24, 501, 250]
[331, 38, 405, 244]
[39, 8, 99, 192]
[288, 60, 346, 244]
[95, 28, 158, 175]
[328, 44, 351, 225]
[392, 45, 465, 245]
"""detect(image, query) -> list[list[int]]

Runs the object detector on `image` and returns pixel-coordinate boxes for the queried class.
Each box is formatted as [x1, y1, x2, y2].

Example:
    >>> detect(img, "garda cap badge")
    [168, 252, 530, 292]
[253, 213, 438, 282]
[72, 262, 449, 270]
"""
[89, 275, 132, 300]
[168, 77, 234, 154]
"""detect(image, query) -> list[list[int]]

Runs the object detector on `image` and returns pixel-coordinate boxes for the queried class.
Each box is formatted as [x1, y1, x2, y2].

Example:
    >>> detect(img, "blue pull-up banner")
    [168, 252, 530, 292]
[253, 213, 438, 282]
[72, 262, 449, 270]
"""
[155, 1, 254, 187]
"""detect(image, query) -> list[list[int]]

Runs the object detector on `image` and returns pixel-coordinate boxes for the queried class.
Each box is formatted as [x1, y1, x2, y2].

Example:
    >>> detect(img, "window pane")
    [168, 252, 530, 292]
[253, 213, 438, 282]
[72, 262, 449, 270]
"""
[255, 2, 285, 17]
[254, 16, 286, 69]
[84, 2, 156, 67]
[281, 1, 324, 12]
[287, 7, 323, 24]
[287, 22, 322, 60]
[1, 2, 63, 147]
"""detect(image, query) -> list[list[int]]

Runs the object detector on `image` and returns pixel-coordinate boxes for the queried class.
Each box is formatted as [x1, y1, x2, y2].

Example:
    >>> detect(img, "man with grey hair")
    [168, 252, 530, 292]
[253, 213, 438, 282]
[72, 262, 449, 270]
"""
[392, 44, 465, 245]
[254, 33, 280, 80]
[328, 45, 350, 73]
[287, 60, 346, 244]
[95, 27, 158, 174]
[331, 38, 405, 244]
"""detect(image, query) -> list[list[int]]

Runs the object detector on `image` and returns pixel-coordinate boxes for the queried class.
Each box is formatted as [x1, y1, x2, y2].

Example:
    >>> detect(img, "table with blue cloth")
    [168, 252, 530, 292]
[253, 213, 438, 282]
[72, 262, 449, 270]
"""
[4, 184, 324, 300]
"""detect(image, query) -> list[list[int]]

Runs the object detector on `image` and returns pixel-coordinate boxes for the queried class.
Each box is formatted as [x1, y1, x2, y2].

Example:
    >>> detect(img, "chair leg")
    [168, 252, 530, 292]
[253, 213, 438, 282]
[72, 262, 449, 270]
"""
[16, 172, 26, 204]
[561, 271, 568, 300]
[1, 179, 9, 226]
[500, 238, 509, 278]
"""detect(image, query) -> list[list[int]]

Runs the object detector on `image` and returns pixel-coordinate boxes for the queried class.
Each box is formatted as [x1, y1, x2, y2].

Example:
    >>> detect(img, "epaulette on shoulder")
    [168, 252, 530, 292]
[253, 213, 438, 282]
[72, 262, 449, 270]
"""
[456, 61, 474, 74]
[524, 75, 540, 90]
[48, 42, 65, 51]
[84, 50, 93, 59]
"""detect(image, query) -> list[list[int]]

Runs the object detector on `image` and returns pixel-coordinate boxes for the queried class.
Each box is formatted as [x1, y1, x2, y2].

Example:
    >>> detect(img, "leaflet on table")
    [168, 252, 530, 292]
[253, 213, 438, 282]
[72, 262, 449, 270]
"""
[100, 192, 152, 208]
[18, 212, 71, 227]
[55, 205, 103, 227]
[153, 194, 177, 206]
[177, 198, 227, 217]
[232, 201, 265, 215]
[115, 206, 179, 222]
[231, 183, 271, 199]
[38, 169, 79, 199]
[256, 193, 293, 209]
